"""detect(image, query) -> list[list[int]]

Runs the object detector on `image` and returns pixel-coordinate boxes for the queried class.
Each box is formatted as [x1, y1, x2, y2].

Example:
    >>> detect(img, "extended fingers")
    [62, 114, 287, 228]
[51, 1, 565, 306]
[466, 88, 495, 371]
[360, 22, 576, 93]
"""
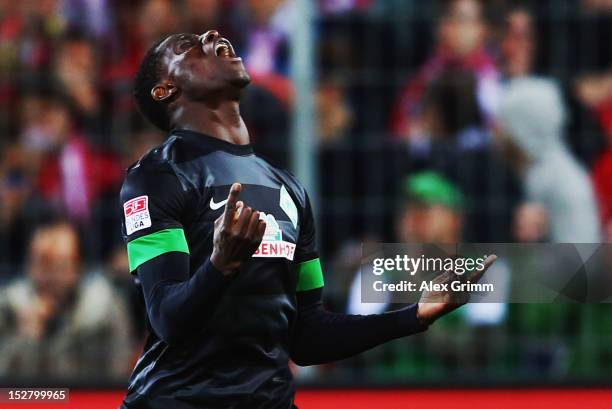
[483, 254, 498, 270]
[235, 205, 252, 234]
[467, 254, 497, 283]
[432, 269, 455, 285]
[223, 183, 242, 224]
[256, 219, 267, 241]
[246, 211, 262, 239]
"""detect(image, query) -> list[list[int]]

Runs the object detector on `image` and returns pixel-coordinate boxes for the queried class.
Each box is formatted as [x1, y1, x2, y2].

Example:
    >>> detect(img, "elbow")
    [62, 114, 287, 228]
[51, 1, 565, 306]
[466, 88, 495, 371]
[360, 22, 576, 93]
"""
[290, 347, 321, 367]
[148, 308, 185, 346]
[155, 326, 184, 346]
[289, 343, 308, 366]
[150, 321, 183, 346]
[290, 354, 313, 367]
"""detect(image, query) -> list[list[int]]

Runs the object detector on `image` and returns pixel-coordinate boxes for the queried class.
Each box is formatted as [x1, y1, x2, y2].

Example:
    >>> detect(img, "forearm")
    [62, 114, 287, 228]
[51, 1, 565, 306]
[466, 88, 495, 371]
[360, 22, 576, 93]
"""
[290, 289, 428, 366]
[138, 253, 231, 345]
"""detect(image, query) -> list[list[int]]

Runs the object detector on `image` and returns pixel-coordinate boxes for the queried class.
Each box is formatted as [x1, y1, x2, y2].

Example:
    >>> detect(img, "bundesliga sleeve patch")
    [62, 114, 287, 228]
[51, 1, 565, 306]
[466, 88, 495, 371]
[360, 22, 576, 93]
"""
[124, 195, 152, 235]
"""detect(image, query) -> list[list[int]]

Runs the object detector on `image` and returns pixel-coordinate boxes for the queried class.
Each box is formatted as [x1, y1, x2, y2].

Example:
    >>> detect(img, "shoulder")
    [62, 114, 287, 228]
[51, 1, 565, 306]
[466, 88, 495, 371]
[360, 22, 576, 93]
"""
[124, 135, 182, 179]
[255, 155, 310, 208]
[0, 278, 33, 313]
[121, 137, 188, 200]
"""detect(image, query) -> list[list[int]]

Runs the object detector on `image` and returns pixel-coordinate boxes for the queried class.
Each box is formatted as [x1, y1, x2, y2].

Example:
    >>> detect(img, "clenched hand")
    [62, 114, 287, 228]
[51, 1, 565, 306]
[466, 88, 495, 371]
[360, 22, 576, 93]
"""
[210, 183, 267, 275]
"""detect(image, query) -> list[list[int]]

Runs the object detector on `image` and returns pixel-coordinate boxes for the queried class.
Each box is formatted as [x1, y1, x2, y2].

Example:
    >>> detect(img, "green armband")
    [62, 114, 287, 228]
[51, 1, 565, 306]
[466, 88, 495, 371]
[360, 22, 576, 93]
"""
[296, 258, 324, 291]
[127, 228, 189, 272]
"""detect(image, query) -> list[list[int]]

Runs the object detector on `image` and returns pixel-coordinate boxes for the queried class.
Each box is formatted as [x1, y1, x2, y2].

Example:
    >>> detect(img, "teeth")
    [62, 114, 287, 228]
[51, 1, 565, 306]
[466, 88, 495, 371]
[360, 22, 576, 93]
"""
[215, 40, 231, 57]
[215, 45, 228, 56]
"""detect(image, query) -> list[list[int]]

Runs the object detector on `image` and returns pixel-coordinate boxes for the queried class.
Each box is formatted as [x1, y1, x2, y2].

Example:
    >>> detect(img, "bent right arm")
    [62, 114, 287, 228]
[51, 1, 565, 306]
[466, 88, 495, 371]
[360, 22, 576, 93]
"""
[137, 252, 230, 345]
[130, 182, 266, 346]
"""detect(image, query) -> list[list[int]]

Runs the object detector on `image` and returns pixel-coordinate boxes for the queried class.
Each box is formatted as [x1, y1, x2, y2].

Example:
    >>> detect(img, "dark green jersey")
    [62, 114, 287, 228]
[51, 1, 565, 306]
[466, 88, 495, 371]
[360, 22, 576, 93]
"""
[119, 130, 323, 408]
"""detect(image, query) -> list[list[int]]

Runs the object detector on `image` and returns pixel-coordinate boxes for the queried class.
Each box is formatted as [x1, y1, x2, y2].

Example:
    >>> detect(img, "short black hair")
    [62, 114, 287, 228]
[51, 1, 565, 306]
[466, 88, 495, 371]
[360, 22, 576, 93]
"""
[133, 38, 172, 132]
[424, 69, 483, 136]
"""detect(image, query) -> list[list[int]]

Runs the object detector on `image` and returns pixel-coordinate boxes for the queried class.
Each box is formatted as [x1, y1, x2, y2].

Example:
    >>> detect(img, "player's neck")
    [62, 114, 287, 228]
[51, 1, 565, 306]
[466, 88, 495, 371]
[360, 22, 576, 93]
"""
[172, 99, 250, 146]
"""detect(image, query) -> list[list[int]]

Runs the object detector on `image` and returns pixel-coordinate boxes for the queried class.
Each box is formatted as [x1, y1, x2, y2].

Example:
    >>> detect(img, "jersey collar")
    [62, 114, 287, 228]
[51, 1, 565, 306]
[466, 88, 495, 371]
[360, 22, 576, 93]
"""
[173, 129, 254, 156]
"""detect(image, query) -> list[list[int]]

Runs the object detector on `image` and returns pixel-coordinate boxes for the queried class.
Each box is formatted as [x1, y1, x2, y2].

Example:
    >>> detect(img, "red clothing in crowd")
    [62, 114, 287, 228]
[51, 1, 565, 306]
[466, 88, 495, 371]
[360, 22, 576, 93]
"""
[37, 136, 123, 221]
[593, 151, 612, 227]
[389, 47, 499, 138]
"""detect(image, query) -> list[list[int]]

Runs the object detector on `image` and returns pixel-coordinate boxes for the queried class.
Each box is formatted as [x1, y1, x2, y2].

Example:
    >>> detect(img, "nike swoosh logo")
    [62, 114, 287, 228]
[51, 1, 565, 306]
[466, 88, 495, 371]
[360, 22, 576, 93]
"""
[209, 197, 228, 210]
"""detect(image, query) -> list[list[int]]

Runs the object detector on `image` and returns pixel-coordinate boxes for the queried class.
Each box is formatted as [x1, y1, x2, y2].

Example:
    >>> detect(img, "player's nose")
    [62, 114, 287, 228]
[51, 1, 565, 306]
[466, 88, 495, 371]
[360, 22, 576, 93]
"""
[200, 30, 219, 45]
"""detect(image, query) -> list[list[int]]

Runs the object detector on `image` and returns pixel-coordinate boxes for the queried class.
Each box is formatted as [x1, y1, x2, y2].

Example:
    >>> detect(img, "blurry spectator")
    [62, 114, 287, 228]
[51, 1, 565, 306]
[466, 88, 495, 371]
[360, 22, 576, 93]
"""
[398, 171, 509, 306]
[412, 70, 521, 242]
[395, 171, 463, 244]
[0, 2, 63, 133]
[139, 0, 179, 48]
[0, 221, 132, 378]
[184, 0, 218, 29]
[422, 70, 486, 151]
[343, 172, 509, 372]
[0, 88, 72, 274]
[21, 89, 122, 223]
[105, 245, 146, 346]
[397, 172, 509, 362]
[497, 77, 601, 243]
[500, 7, 535, 79]
[0, 144, 40, 275]
[102, 2, 146, 90]
[348, 172, 460, 313]
[318, 0, 375, 15]
[575, 73, 612, 137]
[556, 23, 608, 168]
[389, 0, 500, 141]
[316, 78, 354, 145]
[19, 89, 71, 156]
[240, 0, 294, 104]
[333, 172, 465, 315]
[325, 239, 367, 313]
[0, 145, 31, 227]
[54, 33, 99, 116]
[592, 151, 612, 241]
[512, 202, 549, 243]
[0, 2, 26, 80]
[243, 0, 291, 76]
[183, 0, 226, 34]
[576, 73, 612, 240]
[12, 0, 66, 74]
[59, 0, 112, 39]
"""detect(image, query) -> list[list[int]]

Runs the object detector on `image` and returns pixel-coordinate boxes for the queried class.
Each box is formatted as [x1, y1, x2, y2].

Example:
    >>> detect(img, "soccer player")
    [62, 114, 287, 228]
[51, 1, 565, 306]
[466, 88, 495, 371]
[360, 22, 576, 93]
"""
[120, 30, 496, 409]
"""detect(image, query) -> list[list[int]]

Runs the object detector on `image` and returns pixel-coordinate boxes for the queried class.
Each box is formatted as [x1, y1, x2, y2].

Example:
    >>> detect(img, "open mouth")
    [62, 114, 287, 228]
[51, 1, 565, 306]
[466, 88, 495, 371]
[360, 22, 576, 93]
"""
[214, 38, 236, 59]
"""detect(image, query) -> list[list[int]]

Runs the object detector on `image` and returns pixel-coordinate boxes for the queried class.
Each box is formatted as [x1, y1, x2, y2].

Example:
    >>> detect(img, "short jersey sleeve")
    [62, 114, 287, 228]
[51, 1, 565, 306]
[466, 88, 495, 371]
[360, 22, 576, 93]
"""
[294, 191, 324, 292]
[120, 162, 189, 272]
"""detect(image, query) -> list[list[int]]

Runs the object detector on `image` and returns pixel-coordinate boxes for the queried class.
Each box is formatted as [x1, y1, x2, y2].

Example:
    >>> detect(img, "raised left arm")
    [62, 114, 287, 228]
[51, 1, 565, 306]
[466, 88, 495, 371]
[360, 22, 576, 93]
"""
[290, 287, 428, 366]
[290, 252, 497, 366]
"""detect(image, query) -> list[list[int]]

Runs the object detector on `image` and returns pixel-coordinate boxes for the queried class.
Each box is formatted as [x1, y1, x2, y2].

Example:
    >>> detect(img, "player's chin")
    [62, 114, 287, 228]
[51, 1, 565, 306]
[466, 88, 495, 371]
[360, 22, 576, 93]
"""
[229, 69, 251, 89]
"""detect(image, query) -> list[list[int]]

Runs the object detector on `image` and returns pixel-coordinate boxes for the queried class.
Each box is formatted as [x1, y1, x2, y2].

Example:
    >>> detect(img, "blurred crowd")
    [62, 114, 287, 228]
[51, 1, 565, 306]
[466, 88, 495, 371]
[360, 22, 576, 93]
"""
[1, 0, 612, 384]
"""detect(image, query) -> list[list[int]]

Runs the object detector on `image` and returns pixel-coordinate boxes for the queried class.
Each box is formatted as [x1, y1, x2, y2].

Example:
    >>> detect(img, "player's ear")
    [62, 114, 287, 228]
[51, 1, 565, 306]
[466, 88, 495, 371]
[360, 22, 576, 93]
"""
[151, 81, 179, 102]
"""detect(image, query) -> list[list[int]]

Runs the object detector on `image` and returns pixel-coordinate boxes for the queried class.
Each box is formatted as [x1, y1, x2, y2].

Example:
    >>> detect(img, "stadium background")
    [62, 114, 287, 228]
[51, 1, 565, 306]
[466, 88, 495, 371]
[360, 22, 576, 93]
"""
[1, 0, 612, 406]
